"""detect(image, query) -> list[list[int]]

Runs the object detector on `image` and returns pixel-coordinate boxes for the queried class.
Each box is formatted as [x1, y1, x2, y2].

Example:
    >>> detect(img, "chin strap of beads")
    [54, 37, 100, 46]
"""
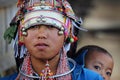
[40, 61, 54, 80]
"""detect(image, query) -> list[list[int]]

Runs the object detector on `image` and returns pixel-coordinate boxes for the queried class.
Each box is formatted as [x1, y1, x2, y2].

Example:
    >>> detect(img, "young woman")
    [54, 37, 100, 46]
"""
[3, 0, 103, 80]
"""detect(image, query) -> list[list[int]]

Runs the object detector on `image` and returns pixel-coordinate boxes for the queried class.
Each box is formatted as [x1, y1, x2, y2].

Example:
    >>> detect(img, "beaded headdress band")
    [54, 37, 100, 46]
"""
[4, 0, 87, 58]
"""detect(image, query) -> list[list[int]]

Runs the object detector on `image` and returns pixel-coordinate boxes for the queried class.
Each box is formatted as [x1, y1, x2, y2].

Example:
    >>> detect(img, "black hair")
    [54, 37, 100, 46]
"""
[75, 45, 112, 59]
[67, 26, 79, 58]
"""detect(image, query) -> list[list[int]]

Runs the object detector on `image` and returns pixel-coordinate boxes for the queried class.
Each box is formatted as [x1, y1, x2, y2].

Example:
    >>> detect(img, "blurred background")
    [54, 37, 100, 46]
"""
[0, 0, 120, 80]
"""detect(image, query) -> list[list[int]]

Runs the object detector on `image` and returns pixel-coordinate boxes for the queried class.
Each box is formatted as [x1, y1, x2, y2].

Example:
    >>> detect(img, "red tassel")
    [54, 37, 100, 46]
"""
[73, 36, 78, 42]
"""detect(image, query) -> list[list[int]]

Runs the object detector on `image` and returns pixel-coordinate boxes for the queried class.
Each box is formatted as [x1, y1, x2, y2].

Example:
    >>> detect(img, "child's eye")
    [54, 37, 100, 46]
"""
[106, 72, 111, 76]
[94, 66, 101, 71]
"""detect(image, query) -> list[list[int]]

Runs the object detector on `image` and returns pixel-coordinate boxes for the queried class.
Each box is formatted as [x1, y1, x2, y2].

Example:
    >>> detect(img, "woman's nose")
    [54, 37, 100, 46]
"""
[37, 25, 48, 39]
[38, 25, 47, 32]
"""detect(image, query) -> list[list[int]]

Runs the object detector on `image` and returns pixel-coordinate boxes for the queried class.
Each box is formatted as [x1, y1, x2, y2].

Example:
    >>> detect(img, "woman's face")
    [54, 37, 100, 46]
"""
[23, 25, 65, 60]
[85, 51, 114, 80]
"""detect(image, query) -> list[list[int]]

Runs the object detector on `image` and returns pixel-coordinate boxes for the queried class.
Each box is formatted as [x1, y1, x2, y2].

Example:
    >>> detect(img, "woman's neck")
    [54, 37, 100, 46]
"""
[30, 54, 60, 75]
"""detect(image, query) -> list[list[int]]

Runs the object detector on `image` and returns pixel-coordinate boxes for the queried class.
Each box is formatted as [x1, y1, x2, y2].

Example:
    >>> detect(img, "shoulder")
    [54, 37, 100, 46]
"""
[81, 67, 103, 80]
[69, 58, 103, 80]
[0, 72, 18, 80]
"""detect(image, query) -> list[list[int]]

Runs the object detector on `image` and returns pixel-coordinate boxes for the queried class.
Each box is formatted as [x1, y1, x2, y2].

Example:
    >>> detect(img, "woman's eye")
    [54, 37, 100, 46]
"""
[106, 72, 111, 76]
[30, 26, 39, 30]
[34, 26, 39, 29]
[94, 66, 101, 71]
[48, 25, 54, 29]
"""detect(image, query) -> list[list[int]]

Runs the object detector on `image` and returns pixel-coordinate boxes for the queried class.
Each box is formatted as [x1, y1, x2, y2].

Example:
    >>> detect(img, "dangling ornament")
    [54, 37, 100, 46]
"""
[58, 31, 64, 35]
[22, 31, 27, 36]
[73, 36, 78, 42]
[40, 61, 54, 80]
[18, 27, 27, 46]
[68, 36, 78, 43]
[58, 27, 64, 35]
[21, 27, 27, 36]
[69, 37, 74, 43]
[66, 26, 78, 43]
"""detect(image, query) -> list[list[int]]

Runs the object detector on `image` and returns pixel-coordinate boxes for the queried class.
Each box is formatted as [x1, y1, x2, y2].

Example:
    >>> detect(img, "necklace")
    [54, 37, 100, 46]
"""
[19, 58, 76, 79]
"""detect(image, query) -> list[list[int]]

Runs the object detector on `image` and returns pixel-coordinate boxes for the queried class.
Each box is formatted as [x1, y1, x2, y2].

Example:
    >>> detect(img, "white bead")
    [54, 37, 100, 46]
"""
[58, 31, 64, 35]
[22, 32, 27, 36]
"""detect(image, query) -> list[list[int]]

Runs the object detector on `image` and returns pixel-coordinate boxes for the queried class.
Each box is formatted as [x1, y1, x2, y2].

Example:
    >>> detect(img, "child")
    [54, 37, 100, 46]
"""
[74, 45, 114, 80]
[3, 0, 103, 80]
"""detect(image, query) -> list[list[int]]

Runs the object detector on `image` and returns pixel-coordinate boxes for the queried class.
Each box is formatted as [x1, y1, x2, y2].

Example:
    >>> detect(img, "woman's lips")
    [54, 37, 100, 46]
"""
[35, 43, 48, 50]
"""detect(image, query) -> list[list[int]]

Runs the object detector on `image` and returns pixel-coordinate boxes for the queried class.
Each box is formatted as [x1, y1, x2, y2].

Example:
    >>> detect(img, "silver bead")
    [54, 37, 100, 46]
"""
[21, 27, 26, 32]
[58, 31, 64, 35]
[60, 27, 64, 31]
[36, 15, 46, 23]
[36, 18, 41, 22]
[22, 31, 27, 36]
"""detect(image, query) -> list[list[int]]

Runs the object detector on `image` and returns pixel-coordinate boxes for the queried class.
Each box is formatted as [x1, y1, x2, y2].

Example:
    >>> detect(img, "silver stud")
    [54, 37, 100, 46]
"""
[58, 31, 64, 35]
[21, 27, 26, 32]
[61, 27, 64, 31]
[36, 18, 41, 22]
[22, 31, 27, 36]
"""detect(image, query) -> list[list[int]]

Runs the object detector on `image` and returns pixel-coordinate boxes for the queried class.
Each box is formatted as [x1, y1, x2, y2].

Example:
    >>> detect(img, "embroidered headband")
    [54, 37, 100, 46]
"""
[19, 0, 73, 36]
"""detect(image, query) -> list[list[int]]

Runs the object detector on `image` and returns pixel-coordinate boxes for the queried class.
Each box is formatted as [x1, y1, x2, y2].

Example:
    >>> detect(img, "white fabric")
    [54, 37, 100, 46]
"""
[22, 10, 66, 29]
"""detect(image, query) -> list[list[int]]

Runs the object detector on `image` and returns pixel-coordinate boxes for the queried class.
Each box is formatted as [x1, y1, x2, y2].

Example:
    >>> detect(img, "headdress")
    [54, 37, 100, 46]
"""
[4, 0, 87, 58]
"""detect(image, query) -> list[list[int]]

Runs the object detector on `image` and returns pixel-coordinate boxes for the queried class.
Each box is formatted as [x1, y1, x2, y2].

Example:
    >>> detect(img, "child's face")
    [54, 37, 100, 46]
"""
[85, 51, 114, 80]
[23, 25, 65, 60]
